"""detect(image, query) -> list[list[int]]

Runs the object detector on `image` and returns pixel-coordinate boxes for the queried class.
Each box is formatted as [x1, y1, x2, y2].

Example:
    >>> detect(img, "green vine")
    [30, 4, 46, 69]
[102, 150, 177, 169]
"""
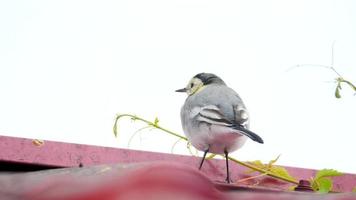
[335, 77, 356, 98]
[310, 169, 343, 193]
[113, 114, 187, 140]
[113, 113, 299, 185]
[291, 41, 355, 98]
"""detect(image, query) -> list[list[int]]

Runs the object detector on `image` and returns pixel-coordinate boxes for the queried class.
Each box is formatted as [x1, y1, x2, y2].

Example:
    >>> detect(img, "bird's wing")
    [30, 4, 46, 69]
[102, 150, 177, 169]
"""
[233, 104, 249, 128]
[196, 105, 264, 144]
[196, 105, 234, 127]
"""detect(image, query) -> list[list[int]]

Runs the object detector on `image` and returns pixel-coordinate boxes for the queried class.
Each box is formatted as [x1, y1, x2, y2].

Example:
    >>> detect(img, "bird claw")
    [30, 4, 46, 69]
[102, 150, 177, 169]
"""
[225, 177, 233, 184]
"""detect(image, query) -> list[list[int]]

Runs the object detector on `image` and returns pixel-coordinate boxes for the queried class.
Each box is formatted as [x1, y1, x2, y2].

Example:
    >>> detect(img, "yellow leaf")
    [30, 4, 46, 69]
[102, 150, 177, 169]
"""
[245, 156, 297, 182]
[32, 139, 44, 147]
[154, 117, 159, 126]
[270, 166, 297, 181]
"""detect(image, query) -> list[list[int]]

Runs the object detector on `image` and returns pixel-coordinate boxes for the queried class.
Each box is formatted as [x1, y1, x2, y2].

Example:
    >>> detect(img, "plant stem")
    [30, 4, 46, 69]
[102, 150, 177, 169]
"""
[114, 114, 187, 140]
[236, 173, 268, 183]
[227, 156, 298, 184]
[114, 113, 299, 185]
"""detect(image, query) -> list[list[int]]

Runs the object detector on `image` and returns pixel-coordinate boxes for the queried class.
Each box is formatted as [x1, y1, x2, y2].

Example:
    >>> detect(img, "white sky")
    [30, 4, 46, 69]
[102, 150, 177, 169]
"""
[1, 0, 355, 173]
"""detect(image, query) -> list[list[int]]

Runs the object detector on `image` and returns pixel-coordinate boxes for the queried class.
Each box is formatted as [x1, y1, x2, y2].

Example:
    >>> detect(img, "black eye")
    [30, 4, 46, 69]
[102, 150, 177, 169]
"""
[190, 83, 194, 88]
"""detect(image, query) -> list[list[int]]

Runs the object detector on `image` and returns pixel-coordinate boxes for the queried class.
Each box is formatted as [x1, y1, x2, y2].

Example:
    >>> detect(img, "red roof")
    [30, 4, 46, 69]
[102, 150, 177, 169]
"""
[1, 135, 356, 200]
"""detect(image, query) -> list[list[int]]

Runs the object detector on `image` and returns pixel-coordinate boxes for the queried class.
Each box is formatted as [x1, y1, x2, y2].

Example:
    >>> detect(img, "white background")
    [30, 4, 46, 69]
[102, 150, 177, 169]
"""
[1, 0, 355, 173]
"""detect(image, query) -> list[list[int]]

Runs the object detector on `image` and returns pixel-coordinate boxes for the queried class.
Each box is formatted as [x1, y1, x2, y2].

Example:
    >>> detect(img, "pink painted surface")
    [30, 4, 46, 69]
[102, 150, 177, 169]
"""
[1, 162, 356, 200]
[1, 135, 356, 193]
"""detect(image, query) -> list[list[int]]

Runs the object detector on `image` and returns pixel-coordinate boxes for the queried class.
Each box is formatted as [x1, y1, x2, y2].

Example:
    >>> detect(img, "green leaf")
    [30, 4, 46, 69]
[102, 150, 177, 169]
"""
[335, 82, 342, 98]
[245, 160, 265, 173]
[267, 154, 280, 168]
[311, 177, 318, 191]
[153, 117, 159, 126]
[311, 169, 342, 193]
[352, 187, 356, 192]
[335, 77, 356, 98]
[113, 125, 118, 137]
[270, 166, 297, 182]
[315, 169, 342, 180]
[249, 160, 265, 168]
[317, 177, 332, 193]
[245, 156, 297, 182]
[335, 87, 341, 98]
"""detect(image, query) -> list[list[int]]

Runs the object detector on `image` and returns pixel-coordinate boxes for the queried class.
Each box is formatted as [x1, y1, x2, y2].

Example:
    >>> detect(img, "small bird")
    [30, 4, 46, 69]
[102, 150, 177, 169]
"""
[176, 73, 263, 183]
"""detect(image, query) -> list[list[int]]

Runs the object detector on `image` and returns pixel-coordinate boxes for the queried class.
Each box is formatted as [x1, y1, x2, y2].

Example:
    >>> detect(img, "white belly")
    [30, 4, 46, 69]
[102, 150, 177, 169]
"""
[185, 124, 248, 154]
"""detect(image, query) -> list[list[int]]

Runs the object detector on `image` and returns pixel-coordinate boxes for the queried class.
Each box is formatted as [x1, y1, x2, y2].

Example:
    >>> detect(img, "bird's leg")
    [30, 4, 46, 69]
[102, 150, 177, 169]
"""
[199, 148, 209, 170]
[224, 150, 231, 183]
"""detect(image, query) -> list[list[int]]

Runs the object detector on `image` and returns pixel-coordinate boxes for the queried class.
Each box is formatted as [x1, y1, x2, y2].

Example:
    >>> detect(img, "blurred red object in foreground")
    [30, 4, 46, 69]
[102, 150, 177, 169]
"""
[2, 162, 356, 200]
[23, 163, 225, 200]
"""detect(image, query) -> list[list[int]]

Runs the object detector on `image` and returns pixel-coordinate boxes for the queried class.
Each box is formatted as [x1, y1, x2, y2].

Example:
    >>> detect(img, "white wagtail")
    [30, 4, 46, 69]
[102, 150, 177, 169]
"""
[176, 73, 263, 183]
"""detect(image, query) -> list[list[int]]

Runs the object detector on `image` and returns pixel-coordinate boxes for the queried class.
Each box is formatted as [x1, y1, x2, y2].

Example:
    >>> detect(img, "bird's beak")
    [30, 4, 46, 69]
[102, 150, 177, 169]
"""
[175, 88, 187, 92]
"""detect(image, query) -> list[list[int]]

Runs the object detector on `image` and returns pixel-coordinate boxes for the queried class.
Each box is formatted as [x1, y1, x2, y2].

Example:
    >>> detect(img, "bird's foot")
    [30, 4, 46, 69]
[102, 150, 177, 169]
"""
[225, 177, 233, 184]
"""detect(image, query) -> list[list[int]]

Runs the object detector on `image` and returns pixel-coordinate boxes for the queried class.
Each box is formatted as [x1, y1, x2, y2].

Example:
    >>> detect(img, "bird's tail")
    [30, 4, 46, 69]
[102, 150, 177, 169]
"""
[233, 125, 264, 144]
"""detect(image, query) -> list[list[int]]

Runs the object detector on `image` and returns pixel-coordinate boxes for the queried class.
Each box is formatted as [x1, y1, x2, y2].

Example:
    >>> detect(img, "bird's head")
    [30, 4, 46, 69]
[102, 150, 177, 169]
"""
[176, 73, 226, 96]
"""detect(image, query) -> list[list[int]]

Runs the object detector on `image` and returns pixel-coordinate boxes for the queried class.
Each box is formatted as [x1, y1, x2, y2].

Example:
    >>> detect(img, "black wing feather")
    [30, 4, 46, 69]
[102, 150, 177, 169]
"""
[231, 124, 264, 144]
[197, 106, 264, 144]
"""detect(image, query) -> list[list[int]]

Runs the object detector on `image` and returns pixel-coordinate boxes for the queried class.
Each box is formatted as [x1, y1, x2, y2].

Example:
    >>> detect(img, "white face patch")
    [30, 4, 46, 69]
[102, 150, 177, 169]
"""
[186, 78, 204, 95]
